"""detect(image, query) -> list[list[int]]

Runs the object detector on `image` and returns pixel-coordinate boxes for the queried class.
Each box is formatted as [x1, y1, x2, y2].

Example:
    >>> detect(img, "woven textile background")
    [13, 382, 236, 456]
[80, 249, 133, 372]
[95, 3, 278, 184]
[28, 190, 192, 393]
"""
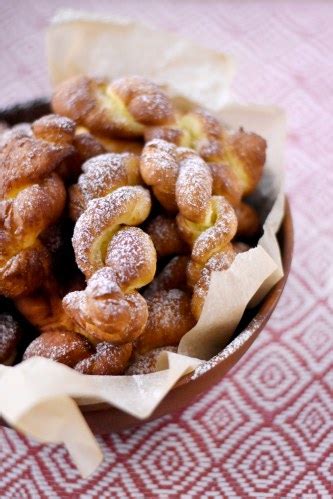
[0, 1, 332, 497]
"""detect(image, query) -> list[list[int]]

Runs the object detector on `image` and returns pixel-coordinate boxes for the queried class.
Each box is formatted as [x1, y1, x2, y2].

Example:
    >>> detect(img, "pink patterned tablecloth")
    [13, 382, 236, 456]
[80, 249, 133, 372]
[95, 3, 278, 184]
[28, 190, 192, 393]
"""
[0, 1, 332, 497]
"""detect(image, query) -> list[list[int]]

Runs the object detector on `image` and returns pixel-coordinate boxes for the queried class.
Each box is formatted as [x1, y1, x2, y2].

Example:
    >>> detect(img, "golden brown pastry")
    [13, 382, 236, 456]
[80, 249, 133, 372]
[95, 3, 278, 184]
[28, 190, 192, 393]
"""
[140, 138, 238, 296]
[177, 109, 266, 198]
[146, 215, 188, 257]
[0, 313, 21, 365]
[23, 331, 93, 367]
[63, 186, 156, 344]
[191, 245, 236, 319]
[52, 75, 175, 139]
[69, 152, 142, 220]
[0, 115, 74, 297]
[71, 185, 153, 278]
[145, 107, 266, 199]
[144, 256, 189, 297]
[235, 202, 261, 238]
[179, 196, 238, 287]
[23, 330, 132, 375]
[14, 278, 81, 336]
[140, 139, 212, 216]
[75, 342, 132, 375]
[136, 289, 195, 353]
[126, 346, 177, 375]
[63, 266, 150, 344]
[73, 130, 106, 161]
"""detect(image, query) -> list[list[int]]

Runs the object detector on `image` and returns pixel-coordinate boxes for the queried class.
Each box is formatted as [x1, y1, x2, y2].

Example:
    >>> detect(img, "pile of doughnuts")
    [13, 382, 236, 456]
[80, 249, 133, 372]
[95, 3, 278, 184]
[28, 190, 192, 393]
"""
[0, 75, 266, 375]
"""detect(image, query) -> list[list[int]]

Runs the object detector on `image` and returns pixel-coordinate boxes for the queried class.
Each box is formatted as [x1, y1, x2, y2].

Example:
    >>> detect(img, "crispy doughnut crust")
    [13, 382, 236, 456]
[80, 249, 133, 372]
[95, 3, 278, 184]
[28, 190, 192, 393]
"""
[191, 244, 236, 319]
[0, 135, 70, 199]
[24, 331, 132, 375]
[177, 196, 238, 260]
[32, 114, 76, 146]
[140, 139, 213, 221]
[69, 152, 141, 220]
[75, 342, 132, 375]
[14, 277, 80, 336]
[144, 256, 189, 298]
[136, 289, 195, 353]
[146, 215, 188, 257]
[0, 242, 51, 298]
[223, 129, 266, 196]
[140, 139, 179, 211]
[235, 202, 261, 238]
[72, 185, 152, 278]
[111, 76, 175, 125]
[105, 227, 156, 290]
[63, 267, 149, 344]
[175, 148, 213, 223]
[23, 331, 93, 367]
[209, 162, 242, 206]
[52, 75, 174, 138]
[0, 173, 66, 260]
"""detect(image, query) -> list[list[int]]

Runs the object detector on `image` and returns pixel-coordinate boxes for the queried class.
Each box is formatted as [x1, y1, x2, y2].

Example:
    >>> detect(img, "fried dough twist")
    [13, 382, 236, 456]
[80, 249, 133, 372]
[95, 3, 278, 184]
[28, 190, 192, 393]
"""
[140, 139, 238, 320]
[63, 186, 156, 344]
[52, 75, 175, 139]
[146, 108, 266, 238]
[0, 115, 76, 297]
[69, 152, 142, 220]
[24, 331, 132, 375]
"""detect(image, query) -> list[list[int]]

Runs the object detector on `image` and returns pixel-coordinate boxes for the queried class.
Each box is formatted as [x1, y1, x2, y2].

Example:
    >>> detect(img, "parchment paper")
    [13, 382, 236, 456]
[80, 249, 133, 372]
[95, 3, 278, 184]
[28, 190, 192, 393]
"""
[0, 11, 286, 477]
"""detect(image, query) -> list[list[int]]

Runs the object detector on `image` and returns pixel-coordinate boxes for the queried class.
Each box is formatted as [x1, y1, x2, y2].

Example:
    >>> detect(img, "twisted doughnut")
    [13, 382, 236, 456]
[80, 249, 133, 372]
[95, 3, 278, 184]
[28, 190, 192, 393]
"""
[63, 186, 156, 343]
[141, 138, 238, 297]
[71, 185, 153, 279]
[136, 289, 195, 353]
[69, 152, 142, 220]
[0, 115, 74, 297]
[140, 139, 212, 219]
[52, 75, 175, 139]
[23, 331, 132, 375]
[145, 107, 266, 198]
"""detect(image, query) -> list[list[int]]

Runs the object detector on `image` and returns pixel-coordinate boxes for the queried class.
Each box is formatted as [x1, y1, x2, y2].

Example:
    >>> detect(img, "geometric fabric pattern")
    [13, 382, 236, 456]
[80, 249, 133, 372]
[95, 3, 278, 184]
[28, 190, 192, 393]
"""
[0, 1, 332, 496]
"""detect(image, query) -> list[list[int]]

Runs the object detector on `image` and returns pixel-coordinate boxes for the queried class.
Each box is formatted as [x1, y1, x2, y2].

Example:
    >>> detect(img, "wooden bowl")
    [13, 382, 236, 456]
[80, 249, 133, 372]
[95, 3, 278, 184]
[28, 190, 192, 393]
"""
[0, 99, 294, 434]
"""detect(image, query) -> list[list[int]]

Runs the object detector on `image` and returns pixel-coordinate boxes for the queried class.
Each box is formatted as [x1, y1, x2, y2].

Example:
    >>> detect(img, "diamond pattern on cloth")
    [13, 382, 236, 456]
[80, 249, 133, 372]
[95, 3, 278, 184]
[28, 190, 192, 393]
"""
[0, 1, 332, 497]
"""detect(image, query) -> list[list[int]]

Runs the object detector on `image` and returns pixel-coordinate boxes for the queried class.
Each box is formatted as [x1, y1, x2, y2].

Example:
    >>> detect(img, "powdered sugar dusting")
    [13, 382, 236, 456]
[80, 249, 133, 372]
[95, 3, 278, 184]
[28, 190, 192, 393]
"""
[141, 139, 178, 187]
[111, 76, 174, 124]
[72, 185, 151, 277]
[193, 247, 235, 302]
[176, 153, 212, 220]
[192, 197, 237, 263]
[105, 227, 155, 289]
[76, 152, 140, 206]
[126, 346, 177, 375]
